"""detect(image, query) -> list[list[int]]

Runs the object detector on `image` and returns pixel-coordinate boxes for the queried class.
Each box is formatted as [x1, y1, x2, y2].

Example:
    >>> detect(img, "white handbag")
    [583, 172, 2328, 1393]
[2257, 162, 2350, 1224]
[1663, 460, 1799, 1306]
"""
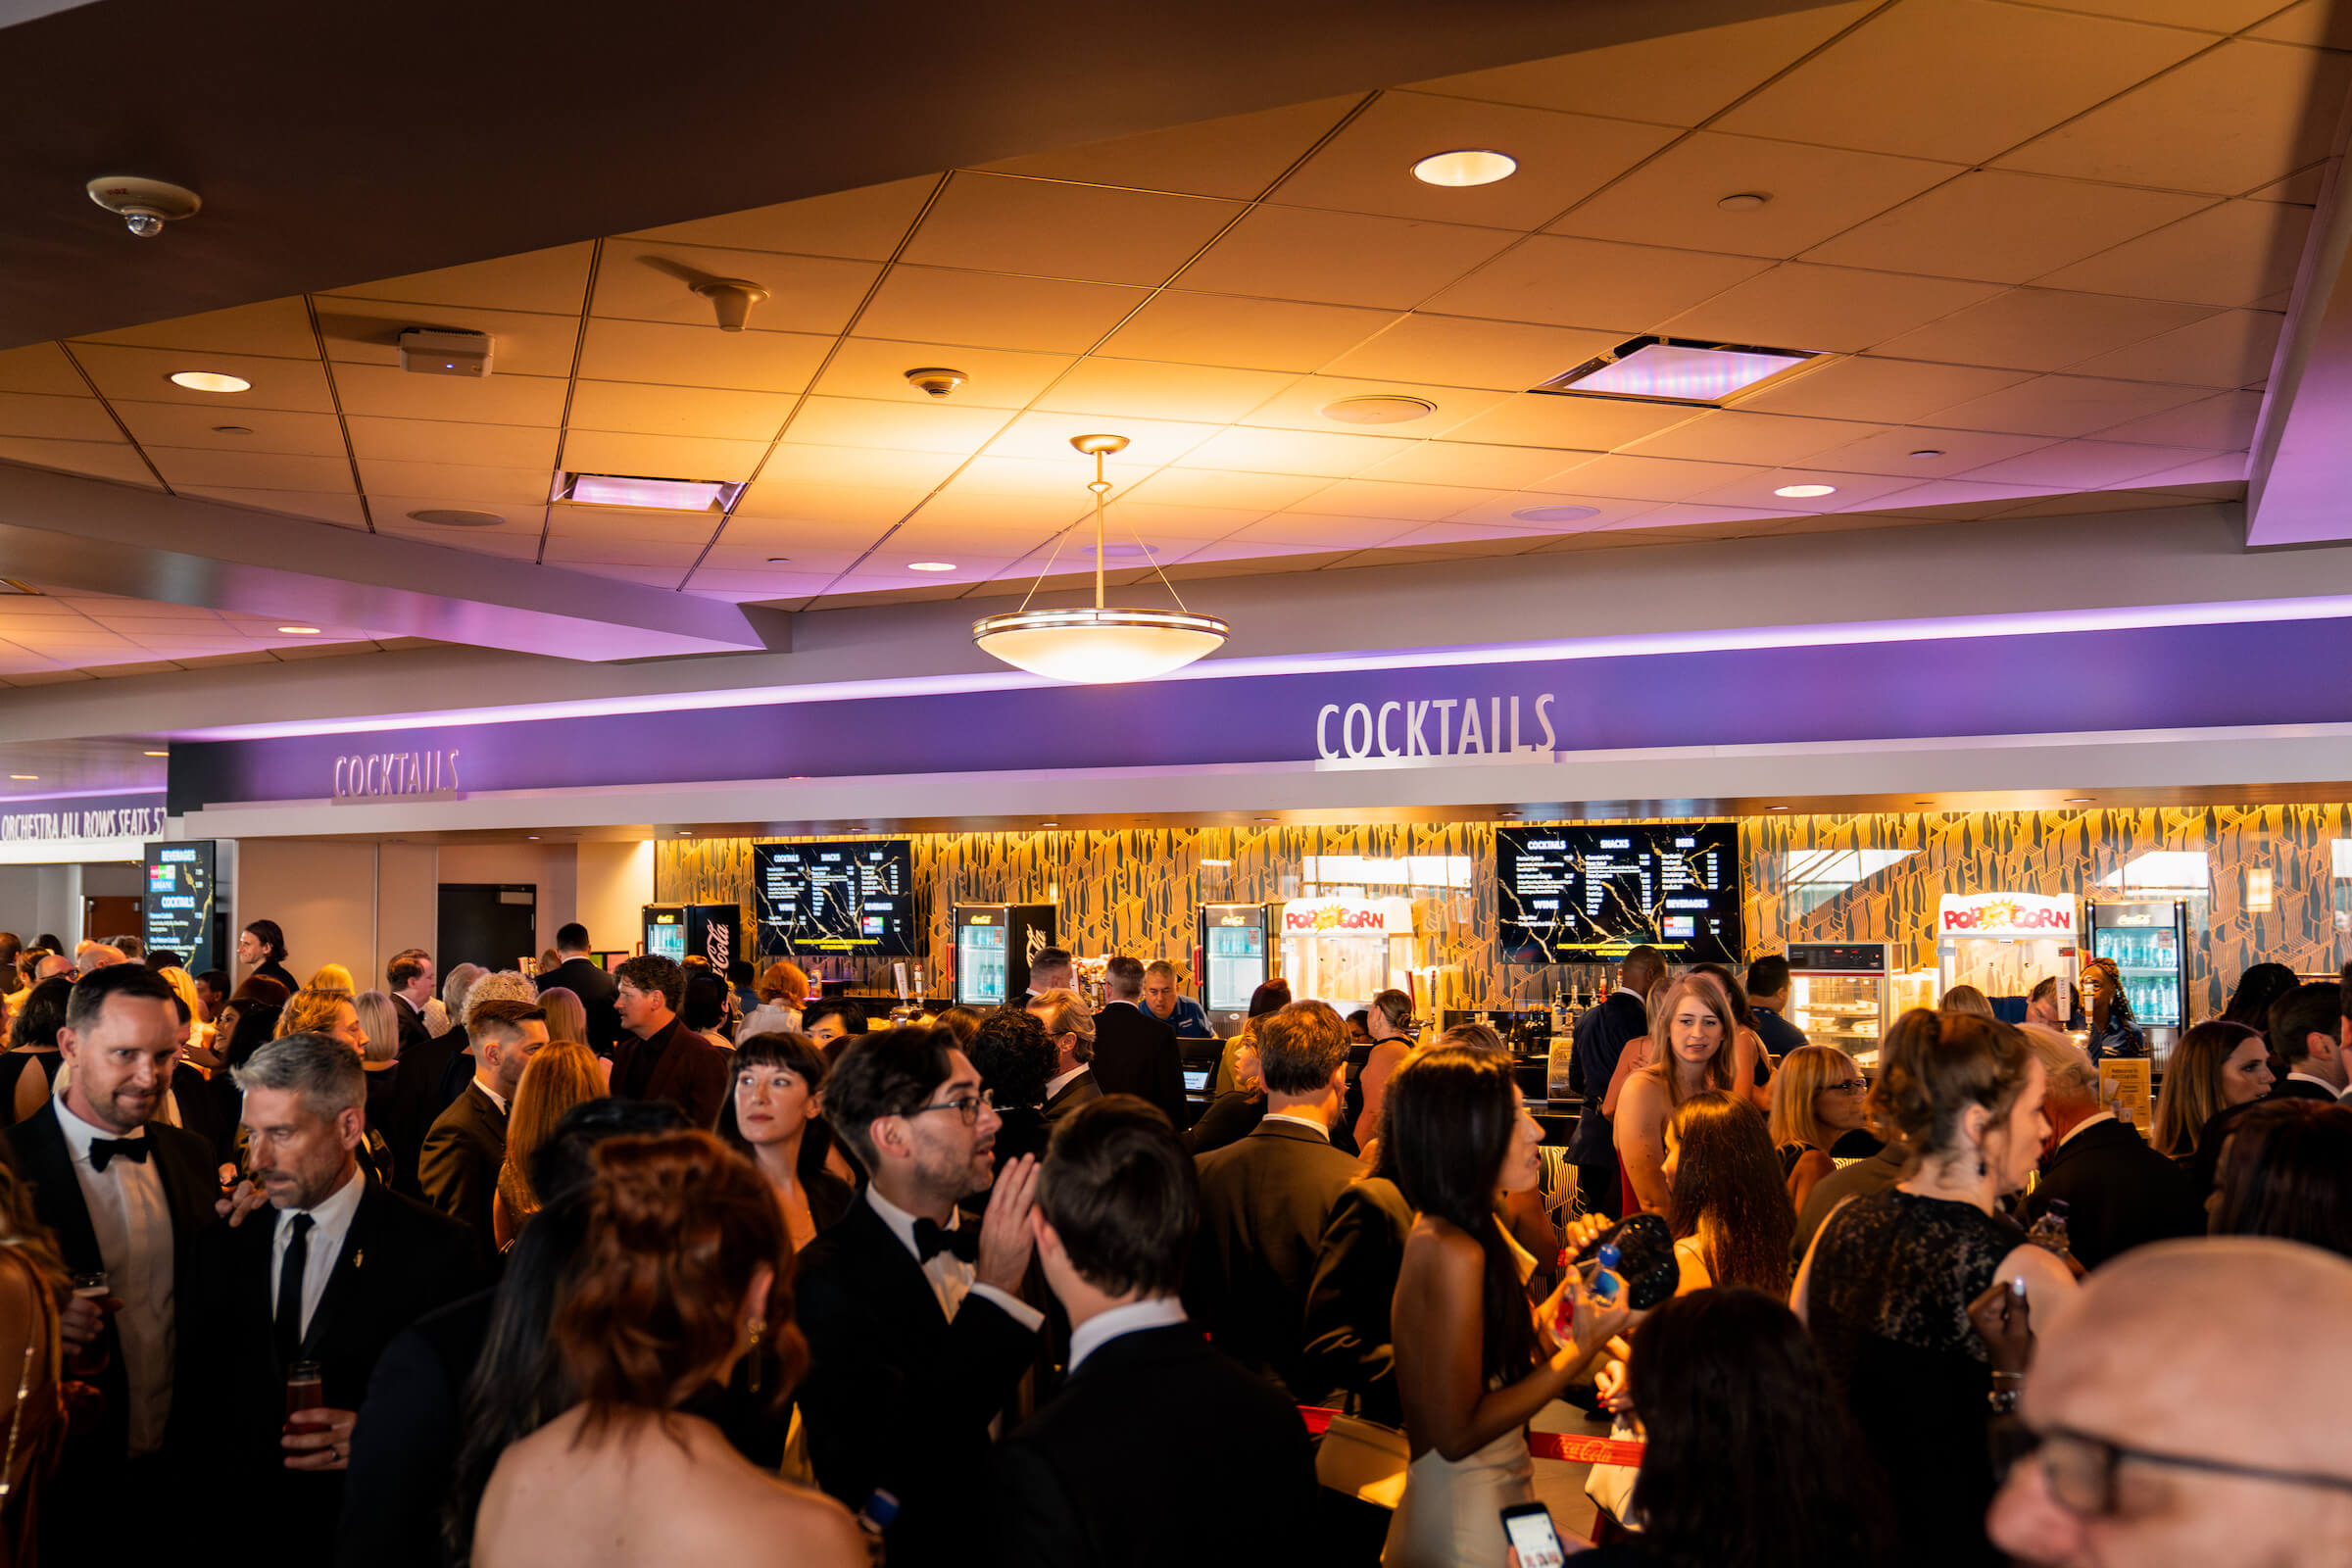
[1315, 1411, 1412, 1509]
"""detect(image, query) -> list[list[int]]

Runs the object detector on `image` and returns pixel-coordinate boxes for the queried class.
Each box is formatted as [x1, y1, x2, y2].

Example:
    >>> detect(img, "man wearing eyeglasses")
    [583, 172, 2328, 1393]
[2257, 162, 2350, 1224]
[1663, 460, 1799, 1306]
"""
[1990, 1238, 2352, 1566]
[793, 1026, 1045, 1568]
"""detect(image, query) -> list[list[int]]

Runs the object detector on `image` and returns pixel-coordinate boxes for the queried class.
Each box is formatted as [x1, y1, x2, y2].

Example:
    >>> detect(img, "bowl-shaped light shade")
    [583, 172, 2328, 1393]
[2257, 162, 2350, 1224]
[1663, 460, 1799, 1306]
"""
[973, 607, 1230, 684]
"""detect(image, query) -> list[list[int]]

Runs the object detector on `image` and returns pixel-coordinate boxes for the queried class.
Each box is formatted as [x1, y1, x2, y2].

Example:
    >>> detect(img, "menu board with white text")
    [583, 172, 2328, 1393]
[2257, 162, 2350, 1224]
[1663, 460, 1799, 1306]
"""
[1496, 824, 1741, 963]
[754, 839, 916, 956]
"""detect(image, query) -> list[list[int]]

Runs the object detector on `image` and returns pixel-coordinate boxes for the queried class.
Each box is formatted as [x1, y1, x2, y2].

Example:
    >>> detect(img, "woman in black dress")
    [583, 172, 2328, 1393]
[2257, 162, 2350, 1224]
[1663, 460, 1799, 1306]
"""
[1797, 1007, 2078, 1568]
[0, 978, 70, 1128]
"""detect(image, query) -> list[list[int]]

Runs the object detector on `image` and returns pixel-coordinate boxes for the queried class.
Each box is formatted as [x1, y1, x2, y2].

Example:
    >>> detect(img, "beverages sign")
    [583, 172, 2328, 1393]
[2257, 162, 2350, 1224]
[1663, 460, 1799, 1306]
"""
[1937, 891, 2077, 938]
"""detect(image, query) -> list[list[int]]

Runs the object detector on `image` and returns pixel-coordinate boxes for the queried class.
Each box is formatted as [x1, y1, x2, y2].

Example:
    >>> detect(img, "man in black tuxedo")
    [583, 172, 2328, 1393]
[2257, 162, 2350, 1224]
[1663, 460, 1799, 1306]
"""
[8, 964, 221, 1552]
[609, 954, 728, 1128]
[1030, 988, 1102, 1131]
[2267, 982, 2346, 1102]
[384, 948, 435, 1059]
[1567, 945, 1664, 1221]
[194, 1032, 477, 1541]
[1089, 955, 1184, 1124]
[380, 949, 444, 1197]
[795, 1026, 1045, 1568]
[990, 1097, 1316, 1567]
[1187, 1000, 1358, 1396]
[1019, 946, 1074, 1009]
[2022, 1031, 2200, 1271]
[538, 920, 622, 1052]
[419, 998, 548, 1249]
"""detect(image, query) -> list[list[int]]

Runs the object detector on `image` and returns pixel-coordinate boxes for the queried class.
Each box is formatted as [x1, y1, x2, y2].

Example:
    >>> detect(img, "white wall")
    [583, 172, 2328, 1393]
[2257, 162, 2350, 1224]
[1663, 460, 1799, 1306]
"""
[234, 838, 382, 987]
[576, 840, 652, 955]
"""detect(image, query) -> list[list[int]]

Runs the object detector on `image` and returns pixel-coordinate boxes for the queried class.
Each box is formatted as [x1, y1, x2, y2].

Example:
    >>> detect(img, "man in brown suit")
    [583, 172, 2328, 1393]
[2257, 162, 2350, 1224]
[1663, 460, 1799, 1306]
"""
[607, 955, 728, 1129]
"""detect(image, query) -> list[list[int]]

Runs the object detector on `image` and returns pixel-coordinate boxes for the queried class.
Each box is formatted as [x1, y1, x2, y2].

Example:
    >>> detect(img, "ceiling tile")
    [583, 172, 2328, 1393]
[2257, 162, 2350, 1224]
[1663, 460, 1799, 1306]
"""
[1356, 439, 1590, 490]
[1437, 392, 1704, 451]
[1122, 467, 1333, 510]
[1320, 314, 1618, 391]
[593, 241, 879, 334]
[2248, 164, 2328, 204]
[1407, 4, 1875, 127]
[2064, 309, 2282, 385]
[855, 267, 1149, 353]
[1550, 133, 1960, 259]
[1803, 171, 2209, 284]
[814, 337, 1077, 407]
[564, 381, 794, 443]
[1714, 0, 2209, 163]
[1733, 356, 2034, 421]
[0, 437, 157, 487]
[0, 390, 125, 443]
[176, 488, 369, 527]
[353, 460, 553, 506]
[893, 489, 1088, 535]
[328, 362, 569, 426]
[621, 175, 937, 259]
[2032, 0, 2287, 28]
[1092, 500, 1269, 543]
[1803, 424, 2058, 476]
[574, 318, 832, 394]
[1438, 490, 1657, 529]
[1963, 438, 2217, 487]
[1094, 291, 1398, 371]
[1622, 410, 1890, 465]
[2091, 389, 2263, 447]
[2249, 0, 2352, 49]
[0, 344, 87, 397]
[321, 242, 597, 315]
[1996, 40, 2352, 196]
[541, 533, 708, 569]
[1845, 476, 2061, 512]
[2035, 200, 2313, 307]
[682, 568, 846, 601]
[1339, 525, 1549, 555]
[345, 415, 559, 468]
[1174, 206, 1517, 310]
[1658, 264, 2005, 353]
[75, 296, 321, 359]
[1422, 234, 1772, 332]
[982, 411, 1219, 467]
[778, 397, 1007, 455]
[70, 343, 337, 415]
[1269, 92, 1677, 229]
[1034, 359, 1298, 423]
[1541, 452, 1769, 501]
[558, 429, 768, 481]
[1219, 514, 1417, 549]
[900, 173, 1241, 286]
[1677, 467, 1926, 511]
[1175, 425, 1420, 478]
[1929, 372, 2209, 436]
[1990, 485, 2220, 517]
[1869, 286, 2219, 372]
[143, 448, 357, 493]
[979, 97, 1359, 198]
[2131, 451, 2249, 485]
[1288, 478, 1515, 521]
[109, 402, 346, 457]
[312, 300, 582, 379]
[368, 494, 541, 536]
[755, 440, 964, 488]
[946, 455, 1127, 498]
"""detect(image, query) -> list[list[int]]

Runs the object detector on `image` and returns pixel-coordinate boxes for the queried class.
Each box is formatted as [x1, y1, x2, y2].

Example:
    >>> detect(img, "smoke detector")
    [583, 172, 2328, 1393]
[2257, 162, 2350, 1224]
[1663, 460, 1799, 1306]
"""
[905, 367, 968, 398]
[693, 278, 768, 332]
[86, 175, 201, 238]
[397, 327, 494, 377]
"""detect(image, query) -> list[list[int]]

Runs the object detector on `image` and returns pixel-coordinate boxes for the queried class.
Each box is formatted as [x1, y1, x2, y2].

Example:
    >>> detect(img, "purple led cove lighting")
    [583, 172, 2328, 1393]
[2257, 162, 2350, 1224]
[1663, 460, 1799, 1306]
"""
[1569, 342, 1808, 402]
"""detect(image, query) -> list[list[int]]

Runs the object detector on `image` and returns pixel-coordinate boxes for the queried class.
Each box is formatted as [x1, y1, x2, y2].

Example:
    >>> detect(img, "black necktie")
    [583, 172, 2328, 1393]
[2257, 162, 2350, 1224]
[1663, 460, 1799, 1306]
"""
[88, 1137, 150, 1172]
[274, 1213, 314, 1365]
[910, 1218, 979, 1265]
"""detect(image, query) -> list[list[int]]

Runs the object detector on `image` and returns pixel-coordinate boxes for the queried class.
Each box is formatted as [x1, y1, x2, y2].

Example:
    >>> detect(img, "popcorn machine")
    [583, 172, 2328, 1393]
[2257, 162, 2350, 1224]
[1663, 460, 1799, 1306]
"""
[1936, 891, 2078, 1008]
[1278, 896, 1417, 1013]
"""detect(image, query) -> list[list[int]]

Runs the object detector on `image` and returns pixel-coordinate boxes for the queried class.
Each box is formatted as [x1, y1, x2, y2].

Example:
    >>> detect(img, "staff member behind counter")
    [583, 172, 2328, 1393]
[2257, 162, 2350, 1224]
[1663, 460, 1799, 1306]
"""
[1140, 960, 1215, 1040]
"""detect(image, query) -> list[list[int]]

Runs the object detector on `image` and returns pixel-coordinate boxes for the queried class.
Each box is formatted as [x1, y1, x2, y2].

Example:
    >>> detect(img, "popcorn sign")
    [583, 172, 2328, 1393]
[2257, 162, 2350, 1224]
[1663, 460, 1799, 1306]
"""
[1936, 891, 2077, 939]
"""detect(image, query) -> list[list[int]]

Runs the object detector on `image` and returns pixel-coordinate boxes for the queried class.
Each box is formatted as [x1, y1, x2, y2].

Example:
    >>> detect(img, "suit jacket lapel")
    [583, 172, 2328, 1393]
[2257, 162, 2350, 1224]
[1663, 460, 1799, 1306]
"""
[297, 1183, 376, 1363]
[845, 1196, 952, 1331]
[16, 1102, 103, 1272]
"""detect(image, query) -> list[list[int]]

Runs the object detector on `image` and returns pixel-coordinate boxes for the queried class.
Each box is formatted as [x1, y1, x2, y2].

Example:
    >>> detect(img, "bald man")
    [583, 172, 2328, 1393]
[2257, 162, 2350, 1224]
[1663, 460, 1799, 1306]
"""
[1991, 1239, 2352, 1567]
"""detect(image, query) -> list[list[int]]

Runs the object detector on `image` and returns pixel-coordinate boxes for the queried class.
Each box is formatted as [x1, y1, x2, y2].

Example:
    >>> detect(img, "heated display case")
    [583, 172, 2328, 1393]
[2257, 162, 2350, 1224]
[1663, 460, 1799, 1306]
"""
[1787, 941, 1895, 1071]
[2084, 898, 2188, 1054]
[952, 903, 1057, 1007]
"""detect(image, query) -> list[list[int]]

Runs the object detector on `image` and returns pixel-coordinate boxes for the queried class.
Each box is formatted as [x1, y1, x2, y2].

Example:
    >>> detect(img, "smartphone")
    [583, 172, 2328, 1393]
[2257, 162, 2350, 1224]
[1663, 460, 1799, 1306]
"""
[1501, 1501, 1569, 1568]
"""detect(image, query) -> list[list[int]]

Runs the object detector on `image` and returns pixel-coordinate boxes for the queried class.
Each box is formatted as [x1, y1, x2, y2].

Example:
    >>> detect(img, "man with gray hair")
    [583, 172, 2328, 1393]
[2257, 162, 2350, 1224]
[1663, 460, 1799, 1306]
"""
[195, 1032, 475, 1539]
[1094, 954, 1185, 1124]
[2020, 1024, 2202, 1271]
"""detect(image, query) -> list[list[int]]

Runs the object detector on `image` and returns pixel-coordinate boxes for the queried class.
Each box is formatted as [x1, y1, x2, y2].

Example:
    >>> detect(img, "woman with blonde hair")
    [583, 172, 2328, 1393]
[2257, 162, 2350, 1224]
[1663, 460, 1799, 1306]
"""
[1937, 984, 1994, 1017]
[1768, 1045, 1880, 1212]
[537, 986, 589, 1048]
[494, 1042, 609, 1248]
[738, 962, 810, 1041]
[1613, 974, 1737, 1213]
[2151, 1018, 2273, 1161]
[306, 962, 355, 994]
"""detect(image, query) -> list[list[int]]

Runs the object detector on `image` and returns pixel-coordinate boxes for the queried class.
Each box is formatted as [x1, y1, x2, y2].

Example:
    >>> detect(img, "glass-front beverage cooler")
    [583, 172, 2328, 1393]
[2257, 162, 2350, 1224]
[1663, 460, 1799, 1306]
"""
[1197, 903, 1277, 1030]
[642, 904, 741, 969]
[952, 904, 1057, 1007]
[2084, 898, 2188, 1054]
[1936, 891, 2079, 1011]
[1786, 941, 1895, 1071]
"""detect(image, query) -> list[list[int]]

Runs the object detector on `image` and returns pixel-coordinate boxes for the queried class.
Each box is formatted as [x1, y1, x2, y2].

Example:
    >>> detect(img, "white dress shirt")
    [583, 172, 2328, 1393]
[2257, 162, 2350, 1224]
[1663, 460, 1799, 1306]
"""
[1260, 1108, 1333, 1141]
[2285, 1070, 2341, 1099]
[1066, 1297, 1189, 1374]
[468, 1076, 510, 1116]
[55, 1098, 175, 1456]
[863, 1187, 1044, 1333]
[1043, 1065, 1090, 1102]
[269, 1166, 366, 1347]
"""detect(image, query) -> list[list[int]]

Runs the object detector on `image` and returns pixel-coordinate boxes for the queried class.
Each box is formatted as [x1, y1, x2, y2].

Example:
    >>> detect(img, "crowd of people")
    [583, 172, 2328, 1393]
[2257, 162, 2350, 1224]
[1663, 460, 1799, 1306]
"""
[1, 919, 2351, 1568]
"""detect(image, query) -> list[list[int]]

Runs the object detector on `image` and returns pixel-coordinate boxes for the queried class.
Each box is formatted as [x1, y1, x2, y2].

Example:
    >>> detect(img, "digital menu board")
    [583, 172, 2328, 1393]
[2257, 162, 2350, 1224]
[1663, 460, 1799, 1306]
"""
[143, 839, 222, 971]
[754, 839, 916, 956]
[1496, 824, 1741, 963]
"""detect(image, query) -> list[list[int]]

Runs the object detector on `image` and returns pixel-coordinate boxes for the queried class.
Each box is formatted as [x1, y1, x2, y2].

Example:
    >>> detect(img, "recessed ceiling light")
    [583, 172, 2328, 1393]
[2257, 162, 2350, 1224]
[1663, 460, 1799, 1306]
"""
[1767, 805, 1789, 810]
[211, 424, 253, 435]
[1321, 394, 1437, 425]
[557, 472, 746, 512]
[1410, 149, 1517, 187]
[679, 829, 694, 835]
[1716, 192, 1773, 211]
[1510, 504, 1600, 524]
[143, 750, 168, 757]
[525, 835, 539, 841]
[2064, 797, 2094, 804]
[1496, 808, 1522, 817]
[8, 775, 34, 781]
[765, 556, 792, 564]
[1536, 335, 1818, 405]
[169, 370, 250, 393]
[408, 508, 506, 528]
[1774, 483, 1838, 498]
[276, 625, 321, 635]
[1253, 815, 1277, 822]
[1040, 821, 1059, 828]
[907, 562, 956, 572]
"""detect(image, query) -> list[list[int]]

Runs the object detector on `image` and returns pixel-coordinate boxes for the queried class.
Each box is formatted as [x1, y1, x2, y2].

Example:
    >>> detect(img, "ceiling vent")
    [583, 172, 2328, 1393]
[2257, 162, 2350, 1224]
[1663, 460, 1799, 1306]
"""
[555, 473, 748, 512]
[1533, 335, 1819, 407]
[398, 327, 494, 378]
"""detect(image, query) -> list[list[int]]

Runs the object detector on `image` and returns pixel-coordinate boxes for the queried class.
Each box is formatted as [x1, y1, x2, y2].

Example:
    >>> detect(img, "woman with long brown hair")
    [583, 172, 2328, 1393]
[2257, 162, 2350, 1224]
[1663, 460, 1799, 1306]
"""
[2152, 1018, 2273, 1161]
[493, 1043, 608, 1249]
[1664, 1092, 1794, 1297]
[468, 1131, 862, 1567]
[1614, 975, 1737, 1213]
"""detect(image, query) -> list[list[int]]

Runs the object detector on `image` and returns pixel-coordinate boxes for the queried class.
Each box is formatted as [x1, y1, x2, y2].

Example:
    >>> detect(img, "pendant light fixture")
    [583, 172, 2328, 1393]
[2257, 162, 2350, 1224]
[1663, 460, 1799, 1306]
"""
[972, 434, 1231, 684]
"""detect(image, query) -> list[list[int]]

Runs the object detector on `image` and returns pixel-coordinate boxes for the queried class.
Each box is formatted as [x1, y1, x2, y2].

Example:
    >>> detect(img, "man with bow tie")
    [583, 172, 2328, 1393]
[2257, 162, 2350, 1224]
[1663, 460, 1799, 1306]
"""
[795, 1026, 1046, 1568]
[7, 962, 219, 1553]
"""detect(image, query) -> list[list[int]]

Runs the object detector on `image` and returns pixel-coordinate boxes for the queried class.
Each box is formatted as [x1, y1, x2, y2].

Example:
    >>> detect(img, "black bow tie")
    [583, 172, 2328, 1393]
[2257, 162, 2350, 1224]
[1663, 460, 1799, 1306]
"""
[910, 1218, 979, 1265]
[88, 1137, 151, 1172]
